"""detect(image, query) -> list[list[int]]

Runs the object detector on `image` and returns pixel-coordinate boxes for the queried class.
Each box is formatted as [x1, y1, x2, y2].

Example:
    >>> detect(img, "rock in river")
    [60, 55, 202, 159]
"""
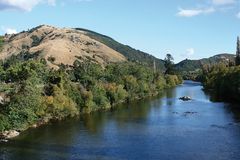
[179, 96, 192, 101]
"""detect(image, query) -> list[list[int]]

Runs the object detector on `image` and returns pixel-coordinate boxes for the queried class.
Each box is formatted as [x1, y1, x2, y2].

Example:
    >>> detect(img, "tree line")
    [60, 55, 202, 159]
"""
[0, 55, 182, 131]
[202, 36, 240, 103]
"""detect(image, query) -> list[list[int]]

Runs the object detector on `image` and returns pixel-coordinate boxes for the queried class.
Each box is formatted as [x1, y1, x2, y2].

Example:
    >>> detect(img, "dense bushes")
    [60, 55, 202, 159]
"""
[203, 64, 240, 102]
[31, 35, 42, 47]
[0, 114, 10, 131]
[0, 58, 182, 131]
[165, 75, 182, 87]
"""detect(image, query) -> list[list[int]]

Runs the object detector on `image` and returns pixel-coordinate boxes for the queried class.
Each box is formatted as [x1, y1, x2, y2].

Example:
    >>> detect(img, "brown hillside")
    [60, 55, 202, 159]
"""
[0, 25, 126, 68]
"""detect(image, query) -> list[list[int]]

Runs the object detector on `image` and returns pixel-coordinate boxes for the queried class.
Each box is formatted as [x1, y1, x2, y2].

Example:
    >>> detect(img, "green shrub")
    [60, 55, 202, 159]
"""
[92, 84, 110, 109]
[48, 56, 56, 63]
[104, 83, 128, 105]
[44, 85, 78, 119]
[0, 114, 10, 131]
[203, 65, 240, 102]
[31, 35, 42, 47]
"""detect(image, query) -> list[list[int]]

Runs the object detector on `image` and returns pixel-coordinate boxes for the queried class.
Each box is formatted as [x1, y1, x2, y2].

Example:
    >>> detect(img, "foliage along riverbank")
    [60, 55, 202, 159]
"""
[202, 64, 240, 103]
[202, 37, 240, 103]
[0, 56, 182, 134]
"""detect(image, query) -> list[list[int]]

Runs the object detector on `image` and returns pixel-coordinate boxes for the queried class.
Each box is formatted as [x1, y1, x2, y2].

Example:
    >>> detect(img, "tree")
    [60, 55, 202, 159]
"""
[164, 54, 175, 75]
[236, 36, 240, 66]
[0, 36, 4, 51]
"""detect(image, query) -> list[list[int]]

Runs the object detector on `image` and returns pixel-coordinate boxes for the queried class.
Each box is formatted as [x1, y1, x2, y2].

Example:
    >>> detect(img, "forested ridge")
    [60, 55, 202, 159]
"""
[175, 54, 235, 80]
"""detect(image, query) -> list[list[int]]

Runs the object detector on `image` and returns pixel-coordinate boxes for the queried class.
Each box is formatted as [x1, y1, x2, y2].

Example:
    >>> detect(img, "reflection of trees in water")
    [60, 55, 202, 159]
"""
[82, 113, 107, 134]
[1, 138, 110, 160]
[0, 118, 84, 160]
[204, 90, 221, 102]
[224, 104, 240, 123]
[204, 90, 240, 123]
[150, 92, 164, 108]
[113, 101, 151, 125]
[14, 117, 82, 145]
[81, 96, 165, 134]
[82, 100, 154, 133]
[106, 96, 164, 128]
[165, 87, 177, 106]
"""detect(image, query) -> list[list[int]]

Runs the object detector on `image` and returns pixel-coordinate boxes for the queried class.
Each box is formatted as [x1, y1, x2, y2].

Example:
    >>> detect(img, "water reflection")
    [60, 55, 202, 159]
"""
[165, 87, 177, 106]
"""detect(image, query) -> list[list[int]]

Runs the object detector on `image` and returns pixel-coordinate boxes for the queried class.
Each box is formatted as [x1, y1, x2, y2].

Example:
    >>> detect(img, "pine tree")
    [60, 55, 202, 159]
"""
[236, 36, 240, 66]
[164, 54, 174, 75]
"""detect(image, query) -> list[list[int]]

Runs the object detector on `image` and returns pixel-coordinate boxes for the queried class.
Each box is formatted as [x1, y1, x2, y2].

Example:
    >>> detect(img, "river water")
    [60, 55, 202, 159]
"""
[1, 81, 240, 160]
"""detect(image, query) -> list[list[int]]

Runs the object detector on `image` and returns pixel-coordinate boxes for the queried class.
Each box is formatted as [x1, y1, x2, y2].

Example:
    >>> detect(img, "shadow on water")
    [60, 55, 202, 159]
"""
[203, 87, 240, 123]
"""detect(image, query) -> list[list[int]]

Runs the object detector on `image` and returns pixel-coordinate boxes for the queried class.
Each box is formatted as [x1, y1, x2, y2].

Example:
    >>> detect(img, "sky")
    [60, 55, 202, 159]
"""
[0, 0, 239, 62]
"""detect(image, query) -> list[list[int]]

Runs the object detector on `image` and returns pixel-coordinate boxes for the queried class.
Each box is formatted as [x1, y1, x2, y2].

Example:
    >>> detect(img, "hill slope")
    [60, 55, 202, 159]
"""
[0, 25, 126, 68]
[76, 28, 165, 70]
[0, 25, 165, 70]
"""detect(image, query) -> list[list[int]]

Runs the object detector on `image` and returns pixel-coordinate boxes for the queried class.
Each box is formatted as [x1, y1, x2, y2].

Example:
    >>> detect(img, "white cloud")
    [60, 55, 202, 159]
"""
[47, 0, 56, 6]
[5, 28, 17, 34]
[237, 12, 240, 18]
[177, 0, 239, 18]
[0, 0, 56, 11]
[181, 48, 195, 58]
[177, 7, 215, 17]
[186, 48, 195, 55]
[177, 9, 202, 17]
[212, 0, 236, 5]
[1, 26, 17, 34]
[0, 0, 92, 11]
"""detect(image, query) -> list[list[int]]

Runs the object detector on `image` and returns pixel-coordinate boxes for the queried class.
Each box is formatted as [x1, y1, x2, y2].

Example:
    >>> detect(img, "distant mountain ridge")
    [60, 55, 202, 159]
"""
[175, 53, 235, 72]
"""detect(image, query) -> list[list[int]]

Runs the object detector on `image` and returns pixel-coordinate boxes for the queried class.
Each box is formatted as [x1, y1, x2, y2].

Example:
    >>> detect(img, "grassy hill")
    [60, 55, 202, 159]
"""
[76, 28, 165, 71]
[0, 25, 126, 69]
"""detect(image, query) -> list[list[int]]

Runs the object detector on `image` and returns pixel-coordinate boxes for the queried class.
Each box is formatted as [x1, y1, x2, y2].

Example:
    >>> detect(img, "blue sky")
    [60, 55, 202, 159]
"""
[0, 0, 239, 62]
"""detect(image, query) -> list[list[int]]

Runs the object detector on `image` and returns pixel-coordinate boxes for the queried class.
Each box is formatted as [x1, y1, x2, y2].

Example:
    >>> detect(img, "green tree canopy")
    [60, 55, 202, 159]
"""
[164, 54, 175, 75]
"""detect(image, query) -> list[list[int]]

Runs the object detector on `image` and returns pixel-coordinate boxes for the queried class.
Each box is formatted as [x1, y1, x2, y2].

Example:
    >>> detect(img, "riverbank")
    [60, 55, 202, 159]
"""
[0, 60, 182, 140]
[0, 81, 182, 141]
[202, 65, 240, 103]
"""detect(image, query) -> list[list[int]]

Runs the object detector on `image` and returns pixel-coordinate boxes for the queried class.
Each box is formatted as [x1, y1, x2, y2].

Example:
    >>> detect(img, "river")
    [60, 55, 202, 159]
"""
[1, 81, 240, 160]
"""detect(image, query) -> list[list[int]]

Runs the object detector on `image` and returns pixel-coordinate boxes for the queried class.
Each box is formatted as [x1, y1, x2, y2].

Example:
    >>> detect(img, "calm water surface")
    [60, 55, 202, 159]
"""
[1, 81, 240, 160]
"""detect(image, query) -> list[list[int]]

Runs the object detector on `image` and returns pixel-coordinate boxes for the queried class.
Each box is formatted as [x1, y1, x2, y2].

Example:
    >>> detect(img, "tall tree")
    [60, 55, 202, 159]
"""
[164, 54, 174, 75]
[236, 36, 240, 66]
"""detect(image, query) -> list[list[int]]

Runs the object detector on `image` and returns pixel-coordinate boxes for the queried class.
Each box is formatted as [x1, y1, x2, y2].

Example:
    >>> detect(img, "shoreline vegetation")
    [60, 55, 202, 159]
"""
[0, 57, 182, 139]
[202, 37, 240, 103]
[202, 64, 240, 103]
